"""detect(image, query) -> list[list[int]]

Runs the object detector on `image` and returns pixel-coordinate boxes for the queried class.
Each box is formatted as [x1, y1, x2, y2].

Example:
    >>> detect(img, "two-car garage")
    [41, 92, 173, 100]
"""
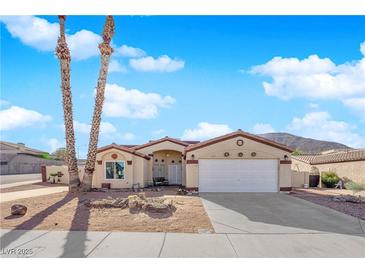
[198, 159, 278, 192]
[184, 130, 293, 192]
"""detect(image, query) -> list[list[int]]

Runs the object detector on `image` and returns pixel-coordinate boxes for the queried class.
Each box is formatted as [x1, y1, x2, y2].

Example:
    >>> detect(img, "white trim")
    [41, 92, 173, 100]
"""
[104, 160, 126, 181]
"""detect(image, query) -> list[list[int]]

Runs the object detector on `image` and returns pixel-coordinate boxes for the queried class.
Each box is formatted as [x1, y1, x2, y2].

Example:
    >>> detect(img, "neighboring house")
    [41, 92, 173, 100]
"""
[292, 149, 365, 186]
[0, 141, 63, 175]
[87, 130, 293, 192]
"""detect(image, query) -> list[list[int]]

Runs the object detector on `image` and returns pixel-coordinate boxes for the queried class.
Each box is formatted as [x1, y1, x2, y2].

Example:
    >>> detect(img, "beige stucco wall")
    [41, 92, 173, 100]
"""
[185, 136, 292, 190]
[46, 165, 84, 185]
[93, 148, 148, 188]
[291, 159, 365, 186]
[153, 150, 182, 165]
[186, 164, 199, 188]
[318, 161, 365, 185]
[291, 170, 309, 188]
[136, 141, 185, 155]
[136, 141, 186, 184]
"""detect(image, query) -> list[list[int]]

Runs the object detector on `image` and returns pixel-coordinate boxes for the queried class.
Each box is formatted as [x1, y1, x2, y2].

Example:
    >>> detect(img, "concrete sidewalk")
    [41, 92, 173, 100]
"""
[0, 228, 364, 258]
[0, 187, 68, 203]
[0, 174, 41, 186]
[0, 180, 42, 189]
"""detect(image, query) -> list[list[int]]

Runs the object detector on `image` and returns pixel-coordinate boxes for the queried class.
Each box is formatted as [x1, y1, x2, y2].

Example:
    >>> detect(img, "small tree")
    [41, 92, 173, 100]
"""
[292, 149, 303, 156]
[52, 147, 67, 161]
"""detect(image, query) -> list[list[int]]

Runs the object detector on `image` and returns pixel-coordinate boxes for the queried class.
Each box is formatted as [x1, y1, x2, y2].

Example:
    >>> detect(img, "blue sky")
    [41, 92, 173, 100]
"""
[1, 16, 365, 157]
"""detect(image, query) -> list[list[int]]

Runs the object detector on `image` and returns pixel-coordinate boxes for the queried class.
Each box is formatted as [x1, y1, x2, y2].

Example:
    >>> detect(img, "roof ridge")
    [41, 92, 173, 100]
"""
[185, 129, 293, 153]
[133, 136, 190, 150]
[97, 143, 150, 160]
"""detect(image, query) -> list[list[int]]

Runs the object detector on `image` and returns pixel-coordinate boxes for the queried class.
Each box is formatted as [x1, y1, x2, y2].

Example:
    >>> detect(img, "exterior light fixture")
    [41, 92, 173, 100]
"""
[236, 139, 244, 146]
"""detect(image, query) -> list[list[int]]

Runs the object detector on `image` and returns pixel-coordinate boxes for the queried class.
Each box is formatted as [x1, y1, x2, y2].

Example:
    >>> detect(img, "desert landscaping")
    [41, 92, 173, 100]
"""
[290, 188, 365, 220]
[0, 187, 214, 233]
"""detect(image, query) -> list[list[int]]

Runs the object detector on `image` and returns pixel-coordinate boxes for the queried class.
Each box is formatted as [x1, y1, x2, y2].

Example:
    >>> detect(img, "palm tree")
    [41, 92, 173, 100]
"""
[82, 16, 115, 191]
[55, 15, 80, 191]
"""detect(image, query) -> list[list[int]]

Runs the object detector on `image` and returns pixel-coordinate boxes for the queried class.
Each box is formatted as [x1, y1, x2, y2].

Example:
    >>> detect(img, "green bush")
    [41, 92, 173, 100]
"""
[321, 171, 340, 188]
[345, 181, 364, 194]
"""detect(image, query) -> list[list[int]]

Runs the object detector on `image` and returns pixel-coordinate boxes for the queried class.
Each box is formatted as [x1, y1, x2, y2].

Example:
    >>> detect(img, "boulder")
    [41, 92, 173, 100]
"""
[144, 201, 170, 213]
[11, 204, 27, 215]
[85, 198, 128, 209]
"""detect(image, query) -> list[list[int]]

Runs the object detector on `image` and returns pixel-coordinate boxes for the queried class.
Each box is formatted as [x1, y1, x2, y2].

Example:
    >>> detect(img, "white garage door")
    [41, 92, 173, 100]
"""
[199, 159, 278, 192]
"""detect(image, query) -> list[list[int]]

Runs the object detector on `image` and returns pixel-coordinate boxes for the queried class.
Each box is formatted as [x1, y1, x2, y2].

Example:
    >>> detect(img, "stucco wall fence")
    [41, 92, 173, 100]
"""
[291, 159, 365, 187]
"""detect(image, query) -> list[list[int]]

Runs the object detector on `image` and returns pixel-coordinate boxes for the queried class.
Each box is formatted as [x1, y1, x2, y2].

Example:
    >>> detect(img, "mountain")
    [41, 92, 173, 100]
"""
[259, 132, 352, 154]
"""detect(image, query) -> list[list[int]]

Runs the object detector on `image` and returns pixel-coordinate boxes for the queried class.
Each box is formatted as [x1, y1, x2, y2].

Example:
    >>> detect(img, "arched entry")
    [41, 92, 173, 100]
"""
[152, 150, 183, 185]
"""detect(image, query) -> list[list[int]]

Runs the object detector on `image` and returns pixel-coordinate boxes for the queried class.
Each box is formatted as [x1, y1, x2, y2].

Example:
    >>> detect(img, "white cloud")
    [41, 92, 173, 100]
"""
[360, 41, 365, 56]
[287, 111, 365, 148]
[251, 54, 365, 100]
[0, 16, 101, 60]
[250, 42, 365, 119]
[152, 129, 165, 135]
[0, 16, 59, 51]
[72, 120, 117, 136]
[309, 103, 319, 109]
[343, 97, 365, 120]
[130, 55, 185, 72]
[251, 123, 275, 134]
[119, 132, 135, 141]
[0, 105, 51, 131]
[66, 29, 102, 61]
[116, 45, 146, 58]
[109, 59, 127, 73]
[0, 99, 10, 108]
[181, 122, 233, 140]
[47, 138, 63, 152]
[67, 120, 135, 142]
[103, 83, 175, 119]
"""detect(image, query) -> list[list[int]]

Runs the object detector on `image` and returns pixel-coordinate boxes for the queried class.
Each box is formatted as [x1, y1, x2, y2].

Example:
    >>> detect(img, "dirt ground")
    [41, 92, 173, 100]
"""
[0, 187, 214, 233]
[290, 188, 365, 220]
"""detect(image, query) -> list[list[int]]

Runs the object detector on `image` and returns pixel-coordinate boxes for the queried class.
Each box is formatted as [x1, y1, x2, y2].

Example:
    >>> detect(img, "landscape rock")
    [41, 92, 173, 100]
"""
[11, 204, 27, 215]
[331, 195, 364, 204]
[85, 198, 128, 209]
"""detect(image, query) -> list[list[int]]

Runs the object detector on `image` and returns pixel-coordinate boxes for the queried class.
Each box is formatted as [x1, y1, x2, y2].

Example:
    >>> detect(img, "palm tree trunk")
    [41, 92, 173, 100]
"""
[55, 15, 80, 192]
[82, 16, 115, 191]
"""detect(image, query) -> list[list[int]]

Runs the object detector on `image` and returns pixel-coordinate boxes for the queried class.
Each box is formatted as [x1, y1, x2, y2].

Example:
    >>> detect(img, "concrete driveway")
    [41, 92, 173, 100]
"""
[0, 193, 364, 258]
[200, 193, 365, 257]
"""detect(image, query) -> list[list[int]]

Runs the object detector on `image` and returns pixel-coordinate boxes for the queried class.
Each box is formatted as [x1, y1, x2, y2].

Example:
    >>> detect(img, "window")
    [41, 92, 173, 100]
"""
[105, 161, 125, 180]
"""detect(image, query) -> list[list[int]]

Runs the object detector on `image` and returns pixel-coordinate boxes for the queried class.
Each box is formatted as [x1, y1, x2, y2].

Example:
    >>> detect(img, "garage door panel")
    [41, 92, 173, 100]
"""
[199, 159, 278, 192]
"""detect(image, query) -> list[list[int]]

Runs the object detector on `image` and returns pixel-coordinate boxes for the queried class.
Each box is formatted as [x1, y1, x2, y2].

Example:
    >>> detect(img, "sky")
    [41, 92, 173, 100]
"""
[1, 16, 365, 157]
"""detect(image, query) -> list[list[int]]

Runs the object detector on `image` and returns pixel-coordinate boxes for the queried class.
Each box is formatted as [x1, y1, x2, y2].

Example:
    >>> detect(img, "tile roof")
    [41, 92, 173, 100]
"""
[0, 141, 47, 155]
[97, 144, 151, 160]
[185, 130, 293, 153]
[292, 149, 365, 165]
[133, 137, 192, 150]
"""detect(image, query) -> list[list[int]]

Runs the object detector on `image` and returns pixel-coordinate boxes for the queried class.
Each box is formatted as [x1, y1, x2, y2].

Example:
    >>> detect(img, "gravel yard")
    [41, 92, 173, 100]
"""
[290, 188, 365, 220]
[0, 187, 214, 233]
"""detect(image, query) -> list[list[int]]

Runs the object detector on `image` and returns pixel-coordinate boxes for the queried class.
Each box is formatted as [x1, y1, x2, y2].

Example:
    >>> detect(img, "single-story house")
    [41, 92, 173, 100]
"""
[91, 129, 293, 192]
[0, 141, 63, 175]
[291, 149, 365, 187]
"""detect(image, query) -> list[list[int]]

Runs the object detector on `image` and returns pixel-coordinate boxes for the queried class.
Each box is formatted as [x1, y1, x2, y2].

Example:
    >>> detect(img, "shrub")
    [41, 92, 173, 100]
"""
[292, 149, 303, 156]
[345, 181, 365, 195]
[321, 171, 340, 188]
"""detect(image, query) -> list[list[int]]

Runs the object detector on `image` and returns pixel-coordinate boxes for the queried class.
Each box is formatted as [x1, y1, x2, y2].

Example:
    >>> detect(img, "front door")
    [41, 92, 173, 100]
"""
[168, 164, 182, 185]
